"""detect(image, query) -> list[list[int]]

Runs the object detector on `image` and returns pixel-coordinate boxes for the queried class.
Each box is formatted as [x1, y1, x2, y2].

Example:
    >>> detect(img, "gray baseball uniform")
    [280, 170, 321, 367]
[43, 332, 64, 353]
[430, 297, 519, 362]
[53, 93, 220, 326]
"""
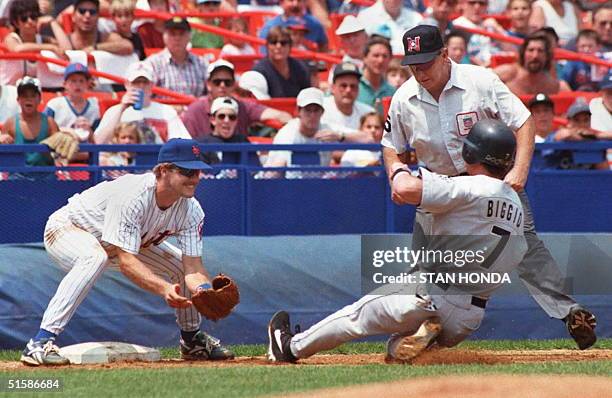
[289, 169, 527, 358]
[382, 62, 576, 319]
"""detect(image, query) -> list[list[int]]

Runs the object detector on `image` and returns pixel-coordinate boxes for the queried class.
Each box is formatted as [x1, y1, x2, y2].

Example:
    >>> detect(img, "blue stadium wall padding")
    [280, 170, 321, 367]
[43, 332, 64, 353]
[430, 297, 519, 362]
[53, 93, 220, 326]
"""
[1, 235, 610, 349]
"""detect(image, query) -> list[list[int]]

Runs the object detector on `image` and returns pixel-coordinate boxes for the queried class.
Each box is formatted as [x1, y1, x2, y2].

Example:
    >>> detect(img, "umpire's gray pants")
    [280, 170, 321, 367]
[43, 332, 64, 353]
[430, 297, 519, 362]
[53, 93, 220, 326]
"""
[413, 190, 577, 320]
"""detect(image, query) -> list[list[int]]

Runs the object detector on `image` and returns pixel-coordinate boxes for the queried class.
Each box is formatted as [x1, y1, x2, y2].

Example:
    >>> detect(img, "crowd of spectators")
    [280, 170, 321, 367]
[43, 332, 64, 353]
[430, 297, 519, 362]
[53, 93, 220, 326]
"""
[0, 0, 610, 176]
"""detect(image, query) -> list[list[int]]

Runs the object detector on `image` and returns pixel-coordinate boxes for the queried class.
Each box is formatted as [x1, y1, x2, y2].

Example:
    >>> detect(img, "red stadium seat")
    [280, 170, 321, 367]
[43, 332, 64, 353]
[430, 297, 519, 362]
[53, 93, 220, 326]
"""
[258, 98, 297, 116]
[222, 54, 262, 73]
[489, 53, 518, 68]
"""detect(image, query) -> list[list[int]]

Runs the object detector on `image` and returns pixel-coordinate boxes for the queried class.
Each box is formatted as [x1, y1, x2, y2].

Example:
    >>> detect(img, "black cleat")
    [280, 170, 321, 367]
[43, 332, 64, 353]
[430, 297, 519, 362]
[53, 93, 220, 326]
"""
[180, 331, 235, 360]
[566, 307, 597, 350]
[267, 311, 297, 363]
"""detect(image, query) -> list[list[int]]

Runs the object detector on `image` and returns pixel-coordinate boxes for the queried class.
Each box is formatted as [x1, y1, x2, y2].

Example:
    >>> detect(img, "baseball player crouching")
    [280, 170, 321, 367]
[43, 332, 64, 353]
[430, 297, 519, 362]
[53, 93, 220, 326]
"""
[21, 139, 234, 366]
[268, 120, 528, 363]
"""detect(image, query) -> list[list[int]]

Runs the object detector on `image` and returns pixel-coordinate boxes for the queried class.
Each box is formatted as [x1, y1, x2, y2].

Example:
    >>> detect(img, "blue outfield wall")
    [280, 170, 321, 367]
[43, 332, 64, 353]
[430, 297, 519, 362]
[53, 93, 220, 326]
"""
[1, 235, 610, 349]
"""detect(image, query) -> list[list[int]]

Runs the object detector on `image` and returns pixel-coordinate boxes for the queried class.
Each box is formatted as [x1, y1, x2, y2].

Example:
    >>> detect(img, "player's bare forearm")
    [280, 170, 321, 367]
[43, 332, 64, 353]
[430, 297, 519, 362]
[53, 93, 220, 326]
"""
[505, 116, 535, 190]
[382, 147, 411, 181]
[117, 249, 171, 296]
[183, 255, 211, 293]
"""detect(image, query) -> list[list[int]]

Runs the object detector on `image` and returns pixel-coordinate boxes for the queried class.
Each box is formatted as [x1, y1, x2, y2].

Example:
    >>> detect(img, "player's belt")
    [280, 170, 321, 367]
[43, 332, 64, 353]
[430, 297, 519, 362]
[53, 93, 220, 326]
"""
[435, 282, 488, 309]
[471, 296, 487, 309]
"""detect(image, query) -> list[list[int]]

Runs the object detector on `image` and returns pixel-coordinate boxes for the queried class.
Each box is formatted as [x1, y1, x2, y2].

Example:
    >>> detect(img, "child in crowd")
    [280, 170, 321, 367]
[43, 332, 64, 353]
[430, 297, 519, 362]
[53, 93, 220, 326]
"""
[445, 30, 470, 64]
[111, 0, 146, 60]
[561, 30, 602, 91]
[99, 121, 141, 179]
[340, 112, 383, 167]
[284, 17, 309, 51]
[190, 0, 224, 49]
[44, 63, 100, 142]
[1, 0, 70, 85]
[220, 18, 255, 56]
[0, 77, 59, 166]
[385, 59, 410, 89]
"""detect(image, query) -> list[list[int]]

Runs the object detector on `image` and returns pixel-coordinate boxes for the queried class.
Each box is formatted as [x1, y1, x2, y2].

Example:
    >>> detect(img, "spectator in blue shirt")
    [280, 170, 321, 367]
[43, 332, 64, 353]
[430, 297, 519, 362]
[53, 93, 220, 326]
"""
[258, 0, 328, 52]
[561, 29, 602, 91]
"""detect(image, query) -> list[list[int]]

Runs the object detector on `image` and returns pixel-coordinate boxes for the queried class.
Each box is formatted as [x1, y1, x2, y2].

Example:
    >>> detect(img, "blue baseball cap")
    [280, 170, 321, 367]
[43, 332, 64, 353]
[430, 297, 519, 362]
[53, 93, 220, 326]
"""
[64, 63, 90, 80]
[158, 139, 212, 169]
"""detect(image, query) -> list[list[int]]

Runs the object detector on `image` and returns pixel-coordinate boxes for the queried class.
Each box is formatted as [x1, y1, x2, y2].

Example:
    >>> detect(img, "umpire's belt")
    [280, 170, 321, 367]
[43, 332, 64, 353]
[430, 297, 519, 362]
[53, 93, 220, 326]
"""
[435, 282, 487, 309]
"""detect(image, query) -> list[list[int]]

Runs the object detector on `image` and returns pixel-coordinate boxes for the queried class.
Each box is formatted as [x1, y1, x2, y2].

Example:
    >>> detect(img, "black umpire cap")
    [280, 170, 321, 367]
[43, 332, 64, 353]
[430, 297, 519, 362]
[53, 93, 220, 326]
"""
[401, 25, 444, 66]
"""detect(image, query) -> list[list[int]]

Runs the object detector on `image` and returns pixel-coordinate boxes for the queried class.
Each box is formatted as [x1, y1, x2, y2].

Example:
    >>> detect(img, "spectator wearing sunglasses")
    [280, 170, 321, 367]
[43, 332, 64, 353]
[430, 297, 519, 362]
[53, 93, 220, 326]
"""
[182, 60, 291, 140]
[252, 27, 311, 98]
[199, 96, 260, 166]
[0, 0, 71, 85]
[67, 0, 133, 55]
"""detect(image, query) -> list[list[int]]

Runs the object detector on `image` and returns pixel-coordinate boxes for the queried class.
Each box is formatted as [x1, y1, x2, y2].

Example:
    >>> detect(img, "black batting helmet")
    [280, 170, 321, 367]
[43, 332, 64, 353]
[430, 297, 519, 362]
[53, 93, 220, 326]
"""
[462, 119, 516, 170]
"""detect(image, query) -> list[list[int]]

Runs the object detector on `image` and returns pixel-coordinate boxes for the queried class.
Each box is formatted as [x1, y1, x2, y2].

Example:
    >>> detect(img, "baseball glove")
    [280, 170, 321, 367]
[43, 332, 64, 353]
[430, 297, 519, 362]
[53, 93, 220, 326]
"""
[192, 274, 240, 321]
[41, 130, 80, 163]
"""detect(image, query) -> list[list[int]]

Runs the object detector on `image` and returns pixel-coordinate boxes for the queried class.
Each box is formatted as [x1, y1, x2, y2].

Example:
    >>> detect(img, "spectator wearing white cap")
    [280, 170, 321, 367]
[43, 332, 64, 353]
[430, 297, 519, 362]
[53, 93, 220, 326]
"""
[94, 62, 191, 144]
[357, 0, 423, 55]
[263, 87, 369, 177]
[237, 71, 270, 100]
[335, 15, 367, 69]
[199, 96, 260, 165]
[144, 17, 208, 97]
[0, 77, 60, 166]
[182, 60, 291, 140]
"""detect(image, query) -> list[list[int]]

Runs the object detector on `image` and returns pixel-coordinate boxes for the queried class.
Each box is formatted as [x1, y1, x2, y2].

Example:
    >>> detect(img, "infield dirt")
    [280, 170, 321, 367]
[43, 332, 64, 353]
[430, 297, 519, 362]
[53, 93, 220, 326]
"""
[2, 348, 612, 370]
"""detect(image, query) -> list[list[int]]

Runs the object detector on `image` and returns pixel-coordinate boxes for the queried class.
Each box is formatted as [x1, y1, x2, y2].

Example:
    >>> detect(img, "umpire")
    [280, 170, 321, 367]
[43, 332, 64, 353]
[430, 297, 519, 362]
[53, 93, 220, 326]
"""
[382, 25, 596, 349]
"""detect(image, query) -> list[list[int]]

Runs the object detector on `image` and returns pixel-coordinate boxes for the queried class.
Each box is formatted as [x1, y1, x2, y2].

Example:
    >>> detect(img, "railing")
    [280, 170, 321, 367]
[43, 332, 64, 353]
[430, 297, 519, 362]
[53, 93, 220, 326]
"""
[0, 142, 610, 243]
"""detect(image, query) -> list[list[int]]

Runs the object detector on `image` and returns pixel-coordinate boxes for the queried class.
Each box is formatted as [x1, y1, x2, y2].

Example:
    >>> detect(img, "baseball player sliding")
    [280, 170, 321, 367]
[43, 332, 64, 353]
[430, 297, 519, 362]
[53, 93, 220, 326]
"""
[21, 139, 238, 366]
[384, 25, 596, 349]
[268, 120, 527, 363]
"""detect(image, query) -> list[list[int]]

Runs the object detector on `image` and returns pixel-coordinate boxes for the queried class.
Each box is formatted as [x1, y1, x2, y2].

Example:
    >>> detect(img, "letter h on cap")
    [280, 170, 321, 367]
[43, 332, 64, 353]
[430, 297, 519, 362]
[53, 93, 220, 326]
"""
[405, 36, 421, 53]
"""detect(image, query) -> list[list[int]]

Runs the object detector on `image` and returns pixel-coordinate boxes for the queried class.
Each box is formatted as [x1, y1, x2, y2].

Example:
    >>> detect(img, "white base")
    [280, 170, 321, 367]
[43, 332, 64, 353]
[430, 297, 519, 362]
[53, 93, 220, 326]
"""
[59, 342, 161, 365]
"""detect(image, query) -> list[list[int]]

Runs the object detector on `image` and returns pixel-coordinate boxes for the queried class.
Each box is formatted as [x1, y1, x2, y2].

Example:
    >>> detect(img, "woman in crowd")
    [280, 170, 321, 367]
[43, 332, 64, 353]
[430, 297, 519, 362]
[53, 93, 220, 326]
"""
[252, 26, 311, 98]
[1, 0, 70, 85]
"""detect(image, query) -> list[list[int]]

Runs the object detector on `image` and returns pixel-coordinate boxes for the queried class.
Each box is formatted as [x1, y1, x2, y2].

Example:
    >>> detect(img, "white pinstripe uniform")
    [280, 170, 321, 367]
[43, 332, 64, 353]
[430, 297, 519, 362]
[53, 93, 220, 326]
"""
[289, 169, 528, 359]
[40, 172, 204, 335]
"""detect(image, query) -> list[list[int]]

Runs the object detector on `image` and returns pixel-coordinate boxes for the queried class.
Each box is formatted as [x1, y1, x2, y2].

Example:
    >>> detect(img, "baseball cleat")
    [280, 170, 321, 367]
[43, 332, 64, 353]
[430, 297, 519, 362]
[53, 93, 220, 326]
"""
[20, 338, 70, 366]
[385, 317, 442, 363]
[566, 307, 597, 350]
[180, 331, 235, 360]
[267, 311, 297, 363]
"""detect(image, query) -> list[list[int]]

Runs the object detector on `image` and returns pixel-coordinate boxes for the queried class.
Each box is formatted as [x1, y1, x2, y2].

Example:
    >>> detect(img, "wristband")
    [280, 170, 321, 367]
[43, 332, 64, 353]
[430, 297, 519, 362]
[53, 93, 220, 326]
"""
[390, 167, 410, 181]
[339, 131, 345, 142]
[197, 283, 212, 291]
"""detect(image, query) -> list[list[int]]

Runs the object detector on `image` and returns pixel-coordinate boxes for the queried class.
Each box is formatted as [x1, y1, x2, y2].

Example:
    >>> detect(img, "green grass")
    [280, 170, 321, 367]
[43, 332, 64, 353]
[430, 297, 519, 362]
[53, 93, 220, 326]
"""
[0, 361, 611, 397]
[2, 340, 611, 397]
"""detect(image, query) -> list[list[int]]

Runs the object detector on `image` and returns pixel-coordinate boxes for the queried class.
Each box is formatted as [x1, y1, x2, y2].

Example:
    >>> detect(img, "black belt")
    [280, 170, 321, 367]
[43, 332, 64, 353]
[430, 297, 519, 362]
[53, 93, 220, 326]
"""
[471, 296, 487, 309]
[435, 282, 488, 309]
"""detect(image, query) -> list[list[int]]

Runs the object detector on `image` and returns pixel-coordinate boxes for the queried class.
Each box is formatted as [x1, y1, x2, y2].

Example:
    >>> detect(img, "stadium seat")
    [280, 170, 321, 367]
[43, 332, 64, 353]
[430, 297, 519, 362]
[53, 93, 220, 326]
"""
[519, 91, 601, 116]
[258, 98, 297, 116]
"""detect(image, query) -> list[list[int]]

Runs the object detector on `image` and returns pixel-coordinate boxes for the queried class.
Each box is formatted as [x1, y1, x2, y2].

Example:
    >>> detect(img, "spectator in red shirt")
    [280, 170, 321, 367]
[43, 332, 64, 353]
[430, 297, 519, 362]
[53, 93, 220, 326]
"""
[137, 0, 168, 49]
[181, 60, 292, 140]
